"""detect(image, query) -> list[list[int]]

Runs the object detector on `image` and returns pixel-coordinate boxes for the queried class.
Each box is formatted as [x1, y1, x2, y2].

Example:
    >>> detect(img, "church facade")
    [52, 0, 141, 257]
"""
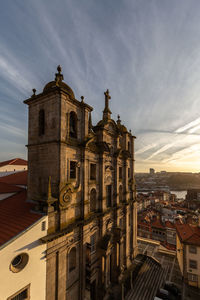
[24, 66, 137, 300]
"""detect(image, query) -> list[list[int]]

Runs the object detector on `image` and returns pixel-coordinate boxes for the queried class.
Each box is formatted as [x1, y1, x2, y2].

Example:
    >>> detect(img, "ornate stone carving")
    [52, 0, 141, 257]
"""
[59, 182, 78, 209]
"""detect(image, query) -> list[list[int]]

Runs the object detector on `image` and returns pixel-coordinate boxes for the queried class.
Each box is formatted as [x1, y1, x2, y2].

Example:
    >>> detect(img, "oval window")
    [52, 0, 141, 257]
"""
[10, 253, 29, 273]
[12, 255, 22, 267]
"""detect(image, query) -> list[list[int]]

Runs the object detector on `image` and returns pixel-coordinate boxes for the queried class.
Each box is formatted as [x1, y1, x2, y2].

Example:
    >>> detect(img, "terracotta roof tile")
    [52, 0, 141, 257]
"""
[165, 221, 175, 229]
[151, 219, 165, 229]
[0, 170, 27, 186]
[176, 224, 200, 246]
[0, 190, 42, 246]
[0, 158, 27, 167]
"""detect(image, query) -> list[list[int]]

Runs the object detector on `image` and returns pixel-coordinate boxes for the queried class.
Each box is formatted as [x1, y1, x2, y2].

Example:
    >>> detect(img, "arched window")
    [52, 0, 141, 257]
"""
[69, 111, 77, 138]
[119, 185, 123, 202]
[90, 188, 96, 212]
[39, 109, 45, 136]
[68, 247, 76, 272]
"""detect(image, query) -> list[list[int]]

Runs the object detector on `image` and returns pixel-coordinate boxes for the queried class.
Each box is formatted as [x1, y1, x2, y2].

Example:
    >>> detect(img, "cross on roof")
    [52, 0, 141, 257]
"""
[104, 89, 111, 102]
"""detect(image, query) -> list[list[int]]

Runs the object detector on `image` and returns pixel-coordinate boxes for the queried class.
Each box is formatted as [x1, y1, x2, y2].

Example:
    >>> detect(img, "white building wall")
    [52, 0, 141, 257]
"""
[0, 165, 27, 173]
[0, 193, 16, 201]
[0, 216, 47, 300]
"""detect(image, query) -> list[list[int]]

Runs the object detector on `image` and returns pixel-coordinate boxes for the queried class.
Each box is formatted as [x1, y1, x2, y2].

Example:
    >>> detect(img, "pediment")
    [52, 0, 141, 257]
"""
[104, 119, 118, 134]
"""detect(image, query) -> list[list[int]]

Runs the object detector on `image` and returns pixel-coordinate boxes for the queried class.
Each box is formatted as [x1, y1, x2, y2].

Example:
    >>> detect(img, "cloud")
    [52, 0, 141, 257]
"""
[145, 142, 176, 161]
[188, 124, 200, 134]
[163, 144, 200, 164]
[135, 143, 157, 154]
[175, 117, 200, 133]
[0, 55, 32, 94]
[0, 122, 25, 138]
[1, 0, 200, 172]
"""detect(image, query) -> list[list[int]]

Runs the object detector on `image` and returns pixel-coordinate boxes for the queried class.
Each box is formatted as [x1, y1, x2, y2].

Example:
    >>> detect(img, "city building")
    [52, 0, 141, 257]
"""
[151, 217, 166, 243]
[186, 189, 200, 210]
[165, 221, 176, 249]
[0, 187, 47, 300]
[0, 158, 27, 177]
[24, 66, 137, 300]
[149, 168, 155, 175]
[176, 223, 200, 288]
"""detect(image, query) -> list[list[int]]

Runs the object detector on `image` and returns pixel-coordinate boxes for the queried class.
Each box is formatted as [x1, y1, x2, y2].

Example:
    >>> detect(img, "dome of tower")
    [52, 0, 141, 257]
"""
[43, 65, 75, 99]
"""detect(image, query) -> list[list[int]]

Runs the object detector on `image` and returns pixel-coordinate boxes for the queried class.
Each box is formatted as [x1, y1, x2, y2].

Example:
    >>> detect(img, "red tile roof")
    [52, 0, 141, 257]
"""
[165, 221, 175, 229]
[0, 170, 27, 186]
[0, 182, 24, 194]
[151, 218, 165, 229]
[0, 190, 41, 246]
[176, 224, 200, 246]
[0, 158, 27, 167]
[161, 242, 176, 251]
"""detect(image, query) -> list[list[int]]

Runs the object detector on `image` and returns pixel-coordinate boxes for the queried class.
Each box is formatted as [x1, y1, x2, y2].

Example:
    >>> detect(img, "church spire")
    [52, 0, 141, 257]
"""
[103, 89, 112, 121]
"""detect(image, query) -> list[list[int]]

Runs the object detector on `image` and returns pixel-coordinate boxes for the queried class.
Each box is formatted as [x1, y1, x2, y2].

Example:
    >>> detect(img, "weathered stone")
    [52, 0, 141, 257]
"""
[24, 66, 137, 300]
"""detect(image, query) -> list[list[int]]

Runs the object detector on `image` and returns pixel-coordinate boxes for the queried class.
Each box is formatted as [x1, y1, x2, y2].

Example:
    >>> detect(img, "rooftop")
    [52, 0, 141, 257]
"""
[165, 221, 175, 229]
[0, 170, 27, 186]
[151, 218, 165, 230]
[176, 223, 200, 246]
[0, 190, 41, 247]
[0, 158, 27, 168]
[0, 182, 24, 194]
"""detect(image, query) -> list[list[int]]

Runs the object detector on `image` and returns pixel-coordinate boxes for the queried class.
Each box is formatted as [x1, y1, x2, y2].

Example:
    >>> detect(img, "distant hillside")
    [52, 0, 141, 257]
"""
[167, 174, 200, 189]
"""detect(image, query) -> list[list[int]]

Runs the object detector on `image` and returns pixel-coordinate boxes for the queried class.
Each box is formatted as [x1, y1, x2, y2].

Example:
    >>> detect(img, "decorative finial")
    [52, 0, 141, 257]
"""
[81, 96, 84, 102]
[57, 65, 62, 74]
[32, 88, 36, 97]
[117, 114, 121, 125]
[129, 129, 132, 133]
[55, 65, 64, 85]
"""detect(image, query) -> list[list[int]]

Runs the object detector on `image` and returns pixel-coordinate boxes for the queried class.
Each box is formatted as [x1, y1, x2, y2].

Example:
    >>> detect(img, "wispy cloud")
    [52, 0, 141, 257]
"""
[1, 0, 200, 171]
[175, 117, 200, 133]
[0, 122, 25, 138]
[0, 55, 32, 94]
[188, 124, 200, 134]
[145, 142, 176, 161]
[163, 144, 200, 164]
[135, 143, 157, 154]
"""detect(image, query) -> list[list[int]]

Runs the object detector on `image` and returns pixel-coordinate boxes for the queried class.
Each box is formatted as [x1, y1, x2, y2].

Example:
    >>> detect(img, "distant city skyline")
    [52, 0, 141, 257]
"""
[1, 0, 200, 172]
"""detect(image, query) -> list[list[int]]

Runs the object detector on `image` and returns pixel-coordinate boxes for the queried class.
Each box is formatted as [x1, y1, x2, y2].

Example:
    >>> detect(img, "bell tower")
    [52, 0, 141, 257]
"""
[24, 66, 93, 218]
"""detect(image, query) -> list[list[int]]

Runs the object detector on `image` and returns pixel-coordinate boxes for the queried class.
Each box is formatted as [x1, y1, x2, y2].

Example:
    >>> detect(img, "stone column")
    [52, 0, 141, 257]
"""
[99, 155, 104, 212]
[123, 159, 128, 202]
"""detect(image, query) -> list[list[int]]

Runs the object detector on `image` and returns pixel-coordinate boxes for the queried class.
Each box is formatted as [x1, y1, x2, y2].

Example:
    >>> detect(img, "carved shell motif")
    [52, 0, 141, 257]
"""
[59, 183, 74, 209]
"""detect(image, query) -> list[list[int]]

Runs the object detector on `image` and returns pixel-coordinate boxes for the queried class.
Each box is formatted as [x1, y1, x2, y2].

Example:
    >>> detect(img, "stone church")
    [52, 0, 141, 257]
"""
[24, 66, 137, 300]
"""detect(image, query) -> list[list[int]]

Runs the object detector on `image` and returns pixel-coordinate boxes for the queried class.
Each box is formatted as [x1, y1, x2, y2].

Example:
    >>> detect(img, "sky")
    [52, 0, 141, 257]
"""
[1, 0, 200, 172]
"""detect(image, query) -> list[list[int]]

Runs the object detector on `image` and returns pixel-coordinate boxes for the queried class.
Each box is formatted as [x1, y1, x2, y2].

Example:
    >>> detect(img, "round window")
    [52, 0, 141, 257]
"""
[10, 253, 29, 273]
[11, 255, 22, 267]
